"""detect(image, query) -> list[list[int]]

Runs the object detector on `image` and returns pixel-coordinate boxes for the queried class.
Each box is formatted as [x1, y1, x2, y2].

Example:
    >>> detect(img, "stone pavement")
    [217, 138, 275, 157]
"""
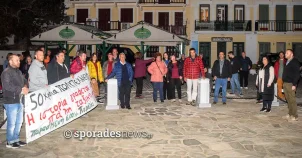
[1, 91, 302, 158]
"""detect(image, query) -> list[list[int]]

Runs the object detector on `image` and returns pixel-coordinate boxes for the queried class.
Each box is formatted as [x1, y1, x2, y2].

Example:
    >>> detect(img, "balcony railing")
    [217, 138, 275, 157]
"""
[255, 20, 302, 32]
[85, 21, 120, 31]
[195, 20, 252, 31]
[158, 25, 187, 35]
[138, 0, 186, 4]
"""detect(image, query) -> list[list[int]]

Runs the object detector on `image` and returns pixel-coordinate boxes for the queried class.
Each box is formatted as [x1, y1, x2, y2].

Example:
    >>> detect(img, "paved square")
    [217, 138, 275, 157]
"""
[0, 91, 302, 158]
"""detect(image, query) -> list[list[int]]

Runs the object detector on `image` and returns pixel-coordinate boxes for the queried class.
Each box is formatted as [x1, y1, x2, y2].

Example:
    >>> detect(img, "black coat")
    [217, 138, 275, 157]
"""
[167, 61, 183, 81]
[47, 61, 70, 85]
[212, 59, 232, 78]
[230, 56, 241, 74]
[257, 64, 274, 101]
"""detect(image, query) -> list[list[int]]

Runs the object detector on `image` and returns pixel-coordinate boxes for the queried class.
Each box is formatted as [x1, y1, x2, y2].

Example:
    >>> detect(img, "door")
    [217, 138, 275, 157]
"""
[98, 9, 110, 31]
[293, 43, 302, 62]
[234, 5, 244, 21]
[259, 42, 271, 56]
[233, 42, 244, 56]
[276, 42, 286, 53]
[258, 5, 269, 31]
[174, 12, 183, 35]
[216, 5, 228, 31]
[76, 9, 88, 23]
[217, 42, 227, 58]
[144, 12, 153, 24]
[158, 12, 169, 31]
[199, 42, 211, 67]
[276, 5, 287, 32]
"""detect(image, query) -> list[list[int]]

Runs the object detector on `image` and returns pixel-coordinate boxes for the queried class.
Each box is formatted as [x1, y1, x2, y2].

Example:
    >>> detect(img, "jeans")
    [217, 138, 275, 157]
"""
[169, 78, 182, 99]
[230, 73, 241, 94]
[136, 77, 143, 96]
[153, 82, 164, 101]
[186, 79, 198, 102]
[119, 81, 131, 107]
[4, 103, 23, 144]
[214, 78, 228, 103]
[240, 71, 249, 87]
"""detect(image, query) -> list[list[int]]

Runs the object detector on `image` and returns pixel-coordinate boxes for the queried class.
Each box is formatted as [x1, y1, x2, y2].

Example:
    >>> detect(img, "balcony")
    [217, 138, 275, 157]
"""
[158, 25, 187, 36]
[195, 20, 252, 31]
[255, 20, 302, 32]
[138, 0, 186, 4]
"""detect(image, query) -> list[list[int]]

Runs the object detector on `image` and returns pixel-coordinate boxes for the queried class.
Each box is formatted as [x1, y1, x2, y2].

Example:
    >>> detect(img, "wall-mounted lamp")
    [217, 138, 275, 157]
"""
[288, 43, 291, 46]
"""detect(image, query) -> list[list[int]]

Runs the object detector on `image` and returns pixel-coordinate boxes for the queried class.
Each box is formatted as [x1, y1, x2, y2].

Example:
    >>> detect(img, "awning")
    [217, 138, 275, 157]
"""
[106, 21, 189, 46]
[31, 24, 111, 45]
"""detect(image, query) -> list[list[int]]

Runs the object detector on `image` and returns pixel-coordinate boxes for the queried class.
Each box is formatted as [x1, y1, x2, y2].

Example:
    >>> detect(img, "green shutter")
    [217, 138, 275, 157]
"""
[259, 5, 269, 21]
[276, 5, 287, 21]
[294, 5, 302, 21]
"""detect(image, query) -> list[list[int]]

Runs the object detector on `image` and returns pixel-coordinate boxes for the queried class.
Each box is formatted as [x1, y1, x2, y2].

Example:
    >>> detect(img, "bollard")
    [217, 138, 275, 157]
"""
[197, 78, 211, 108]
[106, 79, 119, 110]
[272, 83, 279, 106]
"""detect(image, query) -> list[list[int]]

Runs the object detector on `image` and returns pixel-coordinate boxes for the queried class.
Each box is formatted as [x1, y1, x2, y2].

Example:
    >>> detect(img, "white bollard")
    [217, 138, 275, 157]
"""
[1, 109, 7, 129]
[272, 83, 279, 106]
[106, 79, 119, 110]
[197, 78, 211, 108]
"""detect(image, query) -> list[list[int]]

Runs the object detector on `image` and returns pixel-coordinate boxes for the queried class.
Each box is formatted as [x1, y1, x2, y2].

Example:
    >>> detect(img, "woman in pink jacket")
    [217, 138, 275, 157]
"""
[148, 53, 168, 103]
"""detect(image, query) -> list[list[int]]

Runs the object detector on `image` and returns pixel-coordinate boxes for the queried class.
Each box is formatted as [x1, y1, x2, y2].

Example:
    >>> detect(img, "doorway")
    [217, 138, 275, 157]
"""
[293, 43, 302, 62]
[233, 42, 244, 56]
[158, 12, 169, 31]
[217, 42, 227, 58]
[98, 9, 110, 31]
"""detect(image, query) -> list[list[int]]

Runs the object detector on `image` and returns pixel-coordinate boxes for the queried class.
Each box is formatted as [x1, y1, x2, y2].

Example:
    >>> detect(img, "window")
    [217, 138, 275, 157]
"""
[166, 46, 180, 58]
[200, 5, 210, 21]
[233, 42, 244, 56]
[146, 46, 159, 58]
[76, 9, 88, 23]
[259, 5, 269, 21]
[144, 12, 153, 24]
[234, 5, 244, 21]
[294, 5, 302, 21]
[259, 42, 271, 55]
[121, 8, 133, 23]
[199, 42, 211, 67]
[217, 5, 228, 21]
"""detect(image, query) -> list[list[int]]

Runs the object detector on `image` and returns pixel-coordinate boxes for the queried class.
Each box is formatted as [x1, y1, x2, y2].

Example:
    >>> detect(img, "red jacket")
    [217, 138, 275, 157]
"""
[70, 57, 86, 74]
[183, 56, 205, 79]
[274, 59, 287, 78]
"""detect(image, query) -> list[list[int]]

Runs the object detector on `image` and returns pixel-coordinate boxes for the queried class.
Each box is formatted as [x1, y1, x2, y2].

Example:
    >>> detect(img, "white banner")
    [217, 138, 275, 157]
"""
[24, 70, 97, 143]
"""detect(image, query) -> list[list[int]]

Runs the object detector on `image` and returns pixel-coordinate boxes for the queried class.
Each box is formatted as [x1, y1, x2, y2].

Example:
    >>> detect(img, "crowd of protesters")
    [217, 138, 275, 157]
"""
[1, 46, 301, 149]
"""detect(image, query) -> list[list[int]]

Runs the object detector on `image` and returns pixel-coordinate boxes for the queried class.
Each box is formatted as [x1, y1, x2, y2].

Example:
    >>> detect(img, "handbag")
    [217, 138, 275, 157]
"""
[155, 62, 167, 82]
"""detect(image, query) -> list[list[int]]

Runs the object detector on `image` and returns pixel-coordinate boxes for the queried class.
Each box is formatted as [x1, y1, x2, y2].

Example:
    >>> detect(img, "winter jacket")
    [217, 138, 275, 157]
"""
[256, 64, 274, 100]
[240, 56, 252, 71]
[134, 58, 153, 78]
[1, 66, 27, 104]
[212, 59, 232, 79]
[282, 58, 301, 86]
[64, 54, 70, 70]
[147, 61, 168, 82]
[167, 61, 183, 81]
[21, 63, 31, 80]
[274, 59, 287, 78]
[87, 61, 104, 82]
[106, 61, 133, 86]
[230, 56, 241, 74]
[70, 57, 86, 75]
[47, 61, 70, 85]
[3, 60, 8, 70]
[183, 56, 205, 79]
[28, 59, 48, 92]
[102, 60, 116, 79]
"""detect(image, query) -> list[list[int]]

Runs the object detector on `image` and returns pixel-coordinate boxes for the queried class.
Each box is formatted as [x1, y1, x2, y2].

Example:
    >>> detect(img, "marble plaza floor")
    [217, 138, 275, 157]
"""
[0, 91, 302, 158]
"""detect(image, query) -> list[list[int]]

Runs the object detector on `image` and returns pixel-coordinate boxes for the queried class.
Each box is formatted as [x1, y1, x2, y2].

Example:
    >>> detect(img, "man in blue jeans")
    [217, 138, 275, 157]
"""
[1, 54, 29, 148]
[228, 51, 242, 96]
[212, 52, 232, 104]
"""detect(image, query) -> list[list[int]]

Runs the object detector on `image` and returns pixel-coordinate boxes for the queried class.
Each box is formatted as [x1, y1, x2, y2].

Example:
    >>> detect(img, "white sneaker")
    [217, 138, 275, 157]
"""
[282, 114, 290, 119]
[171, 99, 176, 102]
[240, 87, 243, 89]
[178, 99, 182, 103]
[244, 87, 248, 89]
[288, 116, 298, 122]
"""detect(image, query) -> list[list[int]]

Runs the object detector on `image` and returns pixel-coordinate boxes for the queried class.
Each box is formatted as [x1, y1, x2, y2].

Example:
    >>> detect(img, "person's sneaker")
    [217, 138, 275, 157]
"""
[6, 142, 20, 149]
[244, 87, 248, 89]
[223, 102, 226, 105]
[160, 100, 164, 103]
[282, 114, 290, 119]
[171, 99, 176, 102]
[186, 102, 191, 105]
[229, 92, 234, 95]
[288, 116, 298, 122]
[126, 107, 132, 110]
[17, 141, 26, 147]
[135, 96, 140, 99]
[213, 102, 217, 104]
[260, 108, 267, 112]
[266, 109, 271, 113]
[256, 100, 263, 104]
[240, 87, 243, 89]
[120, 105, 125, 109]
[154, 100, 157, 103]
[239, 93, 243, 97]
[191, 100, 196, 105]
[97, 99, 104, 104]
[178, 99, 182, 103]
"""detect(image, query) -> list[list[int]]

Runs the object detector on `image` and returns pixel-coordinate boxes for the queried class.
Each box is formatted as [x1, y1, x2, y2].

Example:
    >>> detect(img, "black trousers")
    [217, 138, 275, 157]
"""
[263, 100, 272, 109]
[135, 77, 143, 96]
[119, 81, 131, 108]
[163, 80, 171, 100]
[240, 71, 249, 87]
[169, 78, 182, 99]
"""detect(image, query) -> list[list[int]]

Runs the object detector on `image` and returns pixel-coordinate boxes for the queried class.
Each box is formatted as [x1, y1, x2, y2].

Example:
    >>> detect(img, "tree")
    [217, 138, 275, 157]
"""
[0, 0, 66, 46]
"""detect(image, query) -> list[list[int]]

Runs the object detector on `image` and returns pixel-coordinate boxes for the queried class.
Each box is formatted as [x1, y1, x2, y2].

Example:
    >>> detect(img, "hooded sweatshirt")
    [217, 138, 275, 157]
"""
[28, 59, 48, 92]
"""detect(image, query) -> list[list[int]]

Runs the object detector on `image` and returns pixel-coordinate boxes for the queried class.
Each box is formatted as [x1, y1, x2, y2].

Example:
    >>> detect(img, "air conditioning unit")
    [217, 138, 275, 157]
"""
[86, 18, 98, 27]
[121, 23, 131, 30]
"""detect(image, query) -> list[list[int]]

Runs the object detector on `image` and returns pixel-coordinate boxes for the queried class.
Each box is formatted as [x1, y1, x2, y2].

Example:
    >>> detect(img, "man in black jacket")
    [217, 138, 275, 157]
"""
[282, 49, 300, 122]
[47, 50, 71, 85]
[239, 52, 252, 89]
[1, 54, 29, 149]
[212, 52, 232, 104]
[228, 51, 242, 96]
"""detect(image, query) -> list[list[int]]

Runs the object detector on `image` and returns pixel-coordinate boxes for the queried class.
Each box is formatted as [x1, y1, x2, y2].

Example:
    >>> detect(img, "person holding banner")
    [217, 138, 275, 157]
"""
[70, 50, 87, 75]
[47, 50, 70, 85]
[1, 54, 28, 148]
[28, 49, 48, 92]
[105, 53, 133, 109]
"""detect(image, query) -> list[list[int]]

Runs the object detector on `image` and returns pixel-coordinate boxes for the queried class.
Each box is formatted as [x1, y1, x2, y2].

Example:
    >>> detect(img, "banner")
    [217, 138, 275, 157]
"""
[24, 70, 97, 143]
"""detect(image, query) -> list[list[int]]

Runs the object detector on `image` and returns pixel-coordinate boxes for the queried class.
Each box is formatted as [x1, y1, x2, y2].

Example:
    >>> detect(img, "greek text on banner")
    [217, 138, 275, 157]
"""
[24, 70, 98, 143]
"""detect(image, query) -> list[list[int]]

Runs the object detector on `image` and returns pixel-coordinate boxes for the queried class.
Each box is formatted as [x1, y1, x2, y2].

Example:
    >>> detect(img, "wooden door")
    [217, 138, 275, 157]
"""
[144, 12, 153, 24]
[158, 12, 169, 31]
[76, 9, 88, 23]
[98, 9, 110, 31]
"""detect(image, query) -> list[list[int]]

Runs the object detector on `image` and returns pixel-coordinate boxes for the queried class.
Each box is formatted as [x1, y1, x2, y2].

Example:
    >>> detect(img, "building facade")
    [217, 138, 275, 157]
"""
[65, 0, 302, 65]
